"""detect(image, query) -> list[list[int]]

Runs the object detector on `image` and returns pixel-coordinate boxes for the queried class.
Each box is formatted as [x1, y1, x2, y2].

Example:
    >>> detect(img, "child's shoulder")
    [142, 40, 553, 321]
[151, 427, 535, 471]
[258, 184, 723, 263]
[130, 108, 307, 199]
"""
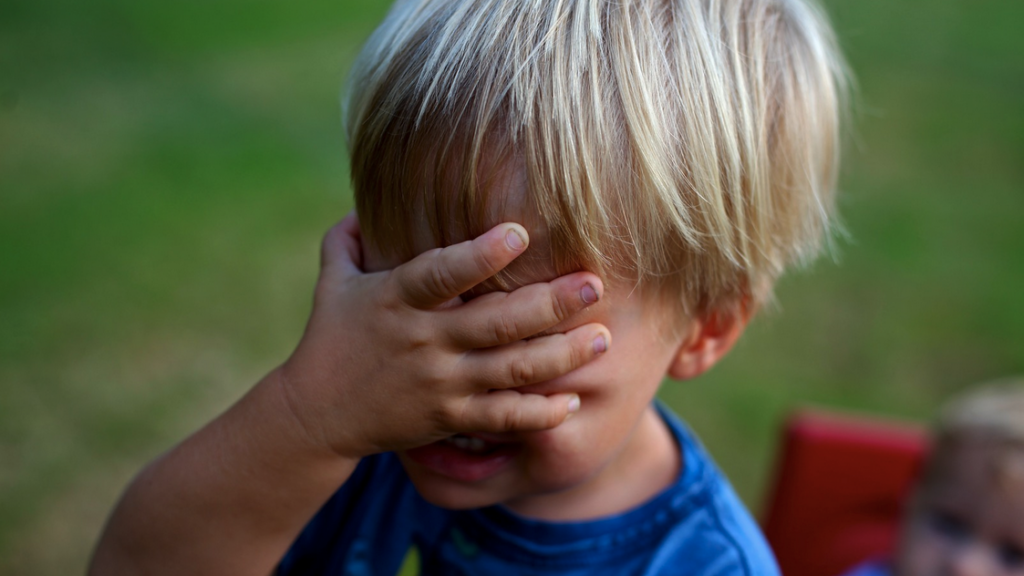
[278, 405, 780, 576]
[651, 403, 782, 575]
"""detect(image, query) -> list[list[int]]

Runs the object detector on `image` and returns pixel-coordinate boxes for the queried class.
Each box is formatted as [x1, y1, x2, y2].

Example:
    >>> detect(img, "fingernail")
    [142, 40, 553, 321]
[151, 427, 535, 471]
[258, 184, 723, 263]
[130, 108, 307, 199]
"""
[505, 228, 526, 252]
[567, 394, 581, 414]
[580, 283, 599, 304]
[593, 334, 607, 354]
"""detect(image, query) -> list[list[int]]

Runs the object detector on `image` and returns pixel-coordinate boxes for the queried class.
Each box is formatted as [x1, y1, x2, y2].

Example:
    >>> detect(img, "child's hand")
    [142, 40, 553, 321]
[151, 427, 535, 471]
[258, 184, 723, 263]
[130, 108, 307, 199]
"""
[88, 213, 608, 575]
[279, 213, 609, 460]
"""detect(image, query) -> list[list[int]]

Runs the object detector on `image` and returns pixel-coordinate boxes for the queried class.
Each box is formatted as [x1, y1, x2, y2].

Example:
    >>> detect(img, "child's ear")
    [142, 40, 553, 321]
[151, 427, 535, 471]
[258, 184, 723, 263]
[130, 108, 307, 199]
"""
[667, 299, 751, 381]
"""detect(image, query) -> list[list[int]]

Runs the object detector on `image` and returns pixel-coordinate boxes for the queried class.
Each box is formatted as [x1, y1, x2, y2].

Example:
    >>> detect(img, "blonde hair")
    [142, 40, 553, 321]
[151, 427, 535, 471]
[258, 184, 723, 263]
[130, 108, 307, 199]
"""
[345, 0, 849, 315]
[923, 378, 1024, 490]
[935, 378, 1024, 447]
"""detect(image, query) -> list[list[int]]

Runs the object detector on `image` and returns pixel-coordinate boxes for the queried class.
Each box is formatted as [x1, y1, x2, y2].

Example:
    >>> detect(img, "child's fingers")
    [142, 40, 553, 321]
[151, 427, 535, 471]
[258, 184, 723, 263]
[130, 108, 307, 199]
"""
[445, 273, 603, 349]
[457, 391, 581, 432]
[392, 223, 529, 309]
[319, 212, 364, 278]
[459, 323, 610, 390]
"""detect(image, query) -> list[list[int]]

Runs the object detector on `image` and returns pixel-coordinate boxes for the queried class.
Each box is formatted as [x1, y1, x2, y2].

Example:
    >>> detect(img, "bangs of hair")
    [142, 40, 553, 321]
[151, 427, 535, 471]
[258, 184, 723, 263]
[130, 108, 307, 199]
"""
[345, 0, 849, 315]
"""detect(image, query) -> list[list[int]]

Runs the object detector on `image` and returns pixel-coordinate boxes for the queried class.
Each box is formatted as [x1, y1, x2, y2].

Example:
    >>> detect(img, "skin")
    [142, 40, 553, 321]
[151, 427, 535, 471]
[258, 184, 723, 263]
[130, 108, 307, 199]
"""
[896, 437, 1024, 576]
[364, 217, 743, 520]
[358, 161, 749, 520]
[370, 243, 686, 519]
[89, 185, 748, 573]
[90, 216, 611, 575]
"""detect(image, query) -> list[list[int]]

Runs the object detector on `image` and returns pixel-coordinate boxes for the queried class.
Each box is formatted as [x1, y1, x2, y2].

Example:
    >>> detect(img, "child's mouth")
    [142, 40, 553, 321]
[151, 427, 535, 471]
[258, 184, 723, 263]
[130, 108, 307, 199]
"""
[405, 433, 521, 482]
[443, 434, 491, 453]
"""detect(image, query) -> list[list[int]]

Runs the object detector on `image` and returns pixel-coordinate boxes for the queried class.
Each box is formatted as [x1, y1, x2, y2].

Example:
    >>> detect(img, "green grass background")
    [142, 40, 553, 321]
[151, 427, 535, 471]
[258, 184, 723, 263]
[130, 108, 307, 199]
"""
[1, 0, 1022, 573]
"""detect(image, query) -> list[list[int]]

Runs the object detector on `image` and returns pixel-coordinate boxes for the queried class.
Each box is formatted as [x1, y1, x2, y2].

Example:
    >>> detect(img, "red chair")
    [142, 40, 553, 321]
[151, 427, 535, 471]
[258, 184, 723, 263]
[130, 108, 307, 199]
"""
[761, 408, 930, 576]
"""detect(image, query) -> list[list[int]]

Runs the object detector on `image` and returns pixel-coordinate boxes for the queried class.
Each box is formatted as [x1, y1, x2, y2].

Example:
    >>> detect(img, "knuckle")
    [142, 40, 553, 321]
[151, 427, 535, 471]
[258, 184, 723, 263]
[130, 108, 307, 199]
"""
[550, 291, 573, 323]
[405, 321, 434, 351]
[428, 260, 461, 298]
[480, 405, 503, 431]
[430, 403, 459, 432]
[544, 407, 563, 429]
[420, 356, 452, 389]
[492, 314, 519, 344]
[502, 405, 523, 431]
[508, 355, 535, 387]
[436, 401, 462, 427]
[565, 338, 584, 369]
[471, 244, 502, 276]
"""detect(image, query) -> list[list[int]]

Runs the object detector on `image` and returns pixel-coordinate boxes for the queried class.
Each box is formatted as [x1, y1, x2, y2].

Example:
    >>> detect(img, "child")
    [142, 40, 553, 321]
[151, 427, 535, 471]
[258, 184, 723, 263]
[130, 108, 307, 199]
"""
[89, 0, 847, 574]
[849, 381, 1024, 576]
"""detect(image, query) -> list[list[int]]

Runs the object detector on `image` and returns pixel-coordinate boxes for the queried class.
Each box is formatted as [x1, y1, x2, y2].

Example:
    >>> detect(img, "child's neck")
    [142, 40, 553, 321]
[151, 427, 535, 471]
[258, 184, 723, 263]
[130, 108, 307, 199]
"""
[503, 405, 681, 522]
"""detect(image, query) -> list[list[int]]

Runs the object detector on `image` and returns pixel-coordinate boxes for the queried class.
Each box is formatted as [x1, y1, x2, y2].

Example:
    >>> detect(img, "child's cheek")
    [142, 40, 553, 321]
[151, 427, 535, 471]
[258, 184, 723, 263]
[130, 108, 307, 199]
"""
[523, 421, 610, 487]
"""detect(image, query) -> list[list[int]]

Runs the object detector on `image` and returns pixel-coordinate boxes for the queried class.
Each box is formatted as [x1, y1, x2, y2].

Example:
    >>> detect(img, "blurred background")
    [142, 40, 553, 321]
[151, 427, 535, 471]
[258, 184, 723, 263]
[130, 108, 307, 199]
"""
[1, 0, 1022, 573]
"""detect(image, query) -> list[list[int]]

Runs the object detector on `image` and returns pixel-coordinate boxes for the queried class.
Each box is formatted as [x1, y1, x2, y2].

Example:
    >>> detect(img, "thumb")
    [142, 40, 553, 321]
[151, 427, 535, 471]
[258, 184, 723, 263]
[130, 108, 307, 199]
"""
[320, 212, 364, 279]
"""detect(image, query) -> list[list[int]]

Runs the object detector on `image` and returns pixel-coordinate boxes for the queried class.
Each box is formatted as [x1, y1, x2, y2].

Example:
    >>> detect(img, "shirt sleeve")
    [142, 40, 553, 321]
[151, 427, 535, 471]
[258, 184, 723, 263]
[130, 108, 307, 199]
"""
[275, 456, 382, 575]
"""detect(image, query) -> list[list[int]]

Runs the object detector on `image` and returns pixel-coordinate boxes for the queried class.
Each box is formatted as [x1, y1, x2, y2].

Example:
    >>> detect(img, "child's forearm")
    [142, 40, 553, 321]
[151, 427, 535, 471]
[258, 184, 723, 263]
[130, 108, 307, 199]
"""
[88, 368, 357, 576]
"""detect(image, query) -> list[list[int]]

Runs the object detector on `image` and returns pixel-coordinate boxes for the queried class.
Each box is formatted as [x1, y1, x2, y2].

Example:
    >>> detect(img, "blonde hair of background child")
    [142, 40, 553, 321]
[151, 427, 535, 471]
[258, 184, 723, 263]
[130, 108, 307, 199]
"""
[938, 379, 1024, 442]
[930, 378, 1024, 482]
[344, 0, 850, 319]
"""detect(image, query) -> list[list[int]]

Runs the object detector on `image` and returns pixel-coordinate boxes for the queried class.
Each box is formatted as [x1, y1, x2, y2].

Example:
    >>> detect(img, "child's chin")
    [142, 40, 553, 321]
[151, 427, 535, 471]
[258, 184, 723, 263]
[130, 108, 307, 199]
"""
[395, 455, 511, 509]
[406, 474, 509, 510]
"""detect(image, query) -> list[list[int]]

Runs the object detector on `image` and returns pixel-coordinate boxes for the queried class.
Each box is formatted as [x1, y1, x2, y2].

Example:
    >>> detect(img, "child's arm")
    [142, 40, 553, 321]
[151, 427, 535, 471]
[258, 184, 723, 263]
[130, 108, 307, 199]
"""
[88, 214, 608, 576]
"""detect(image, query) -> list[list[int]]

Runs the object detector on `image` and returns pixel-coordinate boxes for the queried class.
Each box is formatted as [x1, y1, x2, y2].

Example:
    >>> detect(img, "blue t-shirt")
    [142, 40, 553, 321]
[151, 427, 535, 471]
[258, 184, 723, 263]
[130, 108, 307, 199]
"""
[278, 404, 779, 576]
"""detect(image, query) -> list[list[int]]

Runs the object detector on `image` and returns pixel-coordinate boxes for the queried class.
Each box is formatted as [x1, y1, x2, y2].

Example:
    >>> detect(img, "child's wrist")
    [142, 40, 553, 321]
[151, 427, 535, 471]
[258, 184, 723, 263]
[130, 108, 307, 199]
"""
[266, 364, 369, 462]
